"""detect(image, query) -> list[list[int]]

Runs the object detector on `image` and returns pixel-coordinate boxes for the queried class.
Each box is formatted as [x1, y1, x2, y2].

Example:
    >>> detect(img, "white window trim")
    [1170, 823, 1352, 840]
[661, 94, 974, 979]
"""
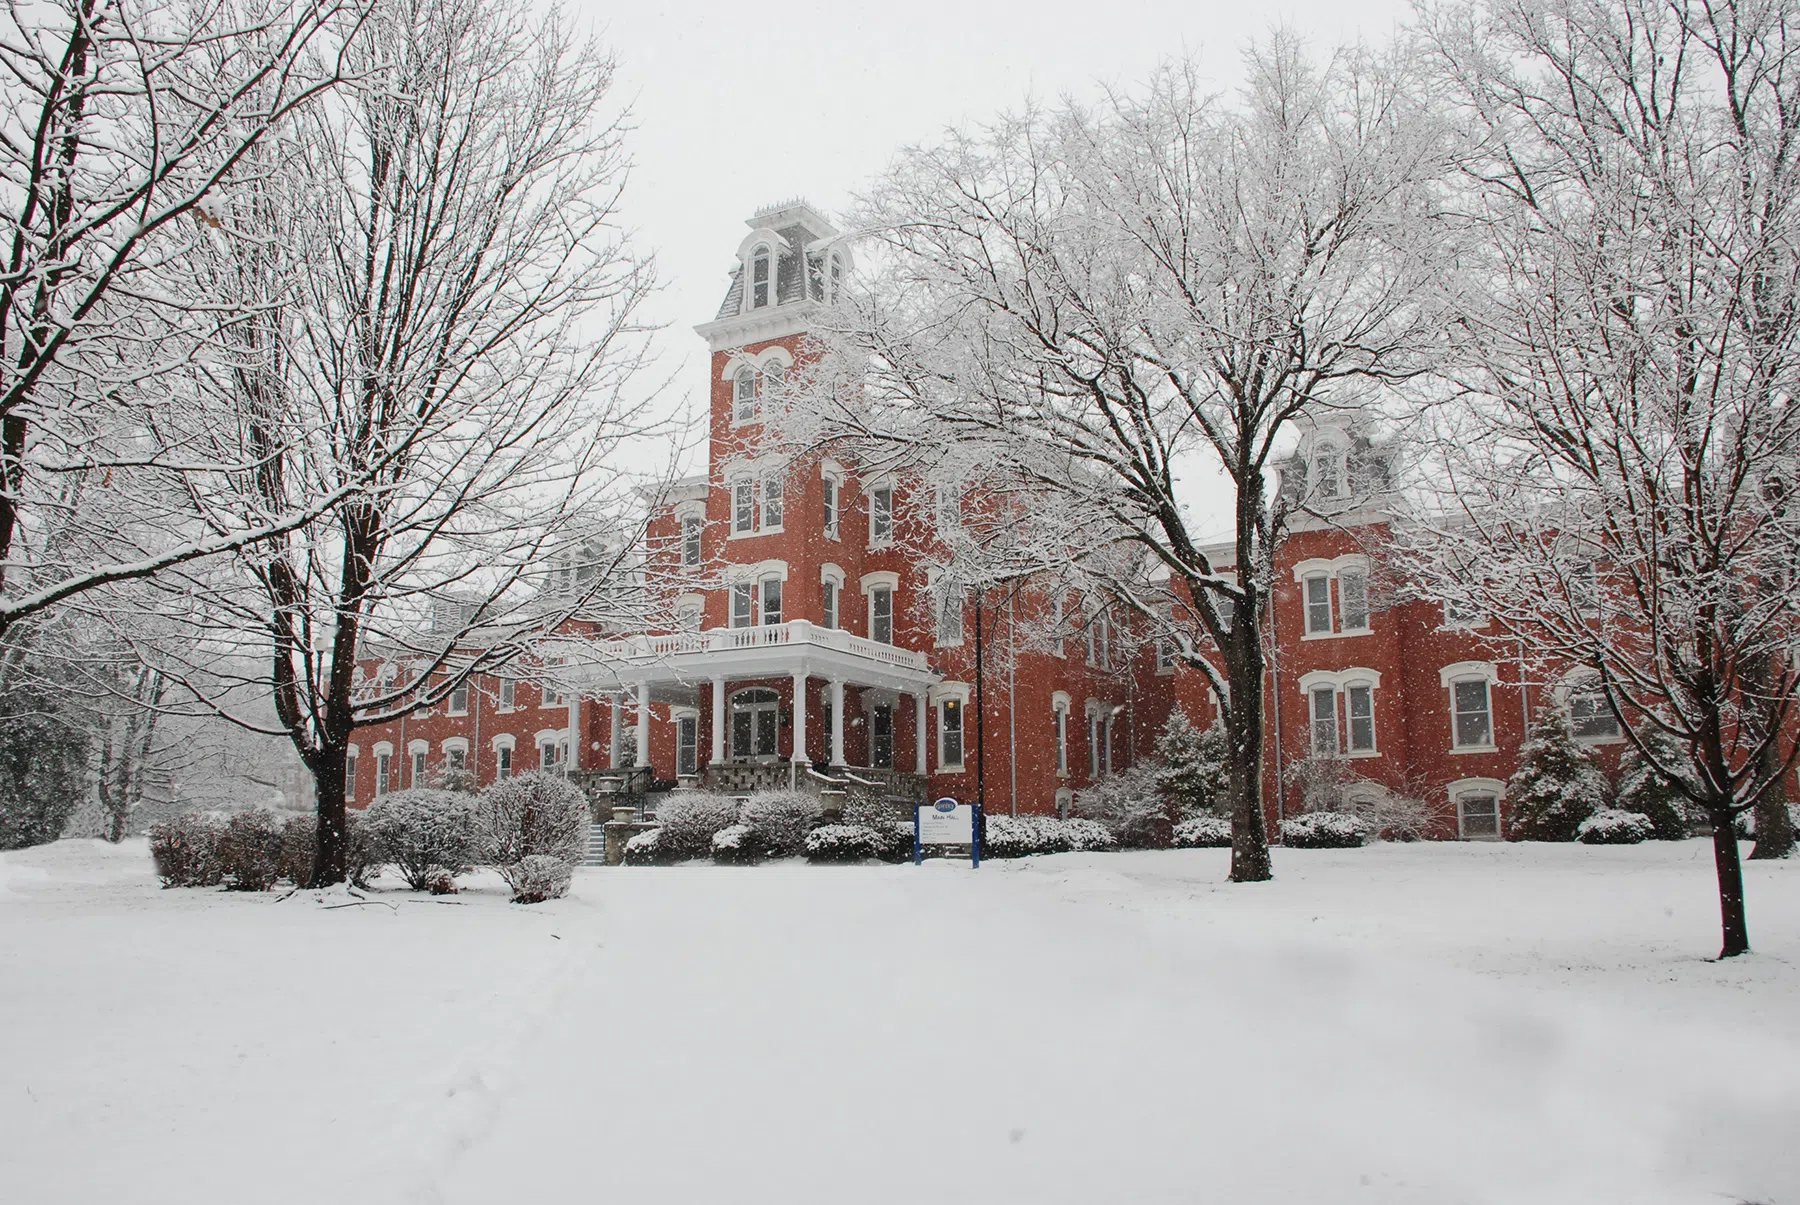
[1556, 676, 1626, 746]
[722, 453, 789, 537]
[728, 559, 791, 585]
[677, 506, 705, 567]
[1295, 668, 1382, 758]
[372, 740, 393, 758]
[676, 591, 705, 632]
[1449, 777, 1507, 841]
[931, 682, 971, 771]
[820, 563, 846, 630]
[821, 464, 843, 541]
[490, 734, 516, 752]
[1440, 600, 1489, 631]
[868, 478, 896, 548]
[1293, 555, 1375, 641]
[407, 738, 430, 756]
[441, 737, 469, 756]
[862, 570, 899, 642]
[1051, 691, 1071, 778]
[1441, 661, 1500, 754]
[446, 680, 470, 716]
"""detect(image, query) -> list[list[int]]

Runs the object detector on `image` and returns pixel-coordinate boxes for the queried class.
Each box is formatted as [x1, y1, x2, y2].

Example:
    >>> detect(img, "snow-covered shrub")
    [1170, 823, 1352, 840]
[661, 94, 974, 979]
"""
[983, 814, 1116, 857]
[652, 793, 740, 860]
[1154, 707, 1231, 817]
[149, 811, 227, 887]
[1173, 816, 1232, 848]
[363, 789, 478, 891]
[805, 824, 884, 863]
[739, 790, 818, 857]
[275, 814, 315, 885]
[1576, 809, 1654, 845]
[508, 854, 572, 904]
[1280, 811, 1371, 849]
[1072, 764, 1172, 847]
[1615, 731, 1694, 840]
[345, 812, 382, 889]
[427, 869, 459, 895]
[876, 820, 915, 863]
[710, 823, 759, 865]
[476, 772, 588, 866]
[620, 828, 666, 866]
[1734, 803, 1800, 838]
[217, 809, 283, 890]
[477, 772, 587, 897]
[1506, 708, 1608, 841]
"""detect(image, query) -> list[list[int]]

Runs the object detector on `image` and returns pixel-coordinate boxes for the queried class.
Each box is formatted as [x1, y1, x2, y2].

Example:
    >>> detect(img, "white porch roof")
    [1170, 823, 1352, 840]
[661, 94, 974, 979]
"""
[567, 619, 940, 698]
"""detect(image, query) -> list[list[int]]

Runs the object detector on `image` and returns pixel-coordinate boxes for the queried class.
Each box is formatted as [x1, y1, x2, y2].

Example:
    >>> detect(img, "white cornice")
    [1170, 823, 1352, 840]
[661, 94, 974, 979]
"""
[695, 301, 821, 352]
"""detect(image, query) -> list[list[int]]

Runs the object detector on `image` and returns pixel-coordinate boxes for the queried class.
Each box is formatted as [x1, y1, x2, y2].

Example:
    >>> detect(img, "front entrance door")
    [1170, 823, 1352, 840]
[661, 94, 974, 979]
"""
[871, 703, 893, 769]
[730, 688, 780, 762]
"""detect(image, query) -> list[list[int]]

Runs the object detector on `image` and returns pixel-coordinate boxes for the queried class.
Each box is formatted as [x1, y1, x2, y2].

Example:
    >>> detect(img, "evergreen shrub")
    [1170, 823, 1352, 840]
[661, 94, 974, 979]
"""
[1280, 811, 1371, 849]
[1576, 809, 1654, 845]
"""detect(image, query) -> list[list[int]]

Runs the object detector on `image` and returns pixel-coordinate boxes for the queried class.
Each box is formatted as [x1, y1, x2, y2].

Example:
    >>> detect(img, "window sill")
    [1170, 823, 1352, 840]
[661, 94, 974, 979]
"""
[1155, 666, 1174, 676]
[1301, 628, 1374, 641]
[729, 415, 761, 429]
[1447, 744, 1498, 756]
[727, 526, 782, 540]
[1575, 734, 1625, 746]
[869, 540, 894, 551]
[1344, 748, 1380, 759]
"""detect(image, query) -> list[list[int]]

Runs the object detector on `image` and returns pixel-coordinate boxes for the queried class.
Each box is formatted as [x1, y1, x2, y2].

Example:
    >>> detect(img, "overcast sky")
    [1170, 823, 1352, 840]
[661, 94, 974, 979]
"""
[590, 0, 1416, 529]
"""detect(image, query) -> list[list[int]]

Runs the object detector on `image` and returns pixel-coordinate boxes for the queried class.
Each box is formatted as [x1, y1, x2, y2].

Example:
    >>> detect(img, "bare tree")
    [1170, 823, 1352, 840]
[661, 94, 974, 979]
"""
[784, 41, 1448, 881]
[1408, 0, 1800, 956]
[130, 0, 665, 886]
[0, 0, 369, 638]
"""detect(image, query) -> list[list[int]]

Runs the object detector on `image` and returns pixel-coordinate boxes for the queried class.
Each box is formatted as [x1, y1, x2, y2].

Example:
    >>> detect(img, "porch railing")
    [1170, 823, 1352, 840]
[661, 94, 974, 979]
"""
[591, 619, 930, 673]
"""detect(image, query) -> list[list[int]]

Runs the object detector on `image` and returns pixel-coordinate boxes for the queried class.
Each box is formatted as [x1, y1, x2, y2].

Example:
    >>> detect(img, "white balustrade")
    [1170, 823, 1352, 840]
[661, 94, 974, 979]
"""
[586, 620, 929, 673]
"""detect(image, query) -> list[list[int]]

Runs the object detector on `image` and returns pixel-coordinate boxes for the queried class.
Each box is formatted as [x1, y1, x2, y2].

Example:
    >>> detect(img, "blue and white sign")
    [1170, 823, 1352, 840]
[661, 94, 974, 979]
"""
[914, 798, 982, 866]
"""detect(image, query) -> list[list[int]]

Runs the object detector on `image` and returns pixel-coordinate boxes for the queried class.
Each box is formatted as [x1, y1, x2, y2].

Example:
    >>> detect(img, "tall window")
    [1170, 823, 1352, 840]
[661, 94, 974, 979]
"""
[1050, 595, 1066, 657]
[731, 583, 754, 628]
[1088, 712, 1102, 777]
[822, 474, 839, 537]
[822, 579, 838, 630]
[446, 747, 466, 772]
[540, 741, 559, 774]
[829, 253, 843, 299]
[346, 754, 358, 798]
[870, 485, 893, 544]
[1310, 687, 1338, 756]
[732, 478, 755, 534]
[1346, 684, 1375, 752]
[682, 516, 702, 566]
[1452, 679, 1493, 749]
[871, 704, 893, 768]
[734, 367, 757, 422]
[761, 472, 783, 529]
[412, 748, 427, 785]
[870, 586, 893, 644]
[499, 679, 515, 711]
[676, 715, 698, 777]
[1312, 444, 1342, 498]
[449, 682, 469, 715]
[1103, 713, 1115, 775]
[375, 752, 391, 796]
[1339, 571, 1369, 632]
[937, 587, 964, 644]
[760, 577, 783, 626]
[749, 244, 771, 308]
[1053, 702, 1069, 774]
[1569, 688, 1619, 739]
[1304, 574, 1332, 635]
[496, 745, 513, 780]
[940, 697, 964, 768]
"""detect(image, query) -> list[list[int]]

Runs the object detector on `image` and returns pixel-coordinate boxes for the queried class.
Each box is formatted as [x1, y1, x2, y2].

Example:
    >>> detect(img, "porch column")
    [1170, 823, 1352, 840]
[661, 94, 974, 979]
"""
[830, 679, 846, 766]
[635, 680, 651, 768]
[915, 691, 929, 775]
[607, 695, 623, 768]
[710, 676, 726, 765]
[791, 670, 808, 764]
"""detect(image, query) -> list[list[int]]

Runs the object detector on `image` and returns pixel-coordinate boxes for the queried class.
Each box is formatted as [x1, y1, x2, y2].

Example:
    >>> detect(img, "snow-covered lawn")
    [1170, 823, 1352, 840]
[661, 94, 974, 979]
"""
[2, 839, 1797, 1205]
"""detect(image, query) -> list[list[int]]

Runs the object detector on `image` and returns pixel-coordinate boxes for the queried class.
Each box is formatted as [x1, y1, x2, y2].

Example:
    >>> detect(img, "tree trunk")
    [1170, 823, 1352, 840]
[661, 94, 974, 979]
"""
[1226, 632, 1272, 883]
[1709, 809, 1751, 958]
[1748, 739, 1794, 860]
[308, 745, 349, 888]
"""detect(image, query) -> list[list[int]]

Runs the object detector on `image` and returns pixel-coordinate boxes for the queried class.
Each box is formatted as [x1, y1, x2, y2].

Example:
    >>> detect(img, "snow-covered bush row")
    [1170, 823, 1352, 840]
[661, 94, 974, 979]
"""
[805, 824, 885, 863]
[364, 790, 478, 891]
[1172, 816, 1232, 848]
[508, 854, 573, 903]
[982, 814, 1117, 858]
[1576, 809, 1655, 845]
[739, 791, 815, 857]
[710, 823, 757, 865]
[150, 812, 228, 887]
[217, 810, 284, 891]
[620, 828, 665, 866]
[654, 793, 741, 860]
[1279, 812, 1371, 849]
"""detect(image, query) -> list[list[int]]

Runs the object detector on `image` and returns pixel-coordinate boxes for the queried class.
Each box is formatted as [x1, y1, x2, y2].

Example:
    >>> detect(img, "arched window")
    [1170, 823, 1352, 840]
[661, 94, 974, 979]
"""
[749, 244, 772, 308]
[733, 367, 757, 422]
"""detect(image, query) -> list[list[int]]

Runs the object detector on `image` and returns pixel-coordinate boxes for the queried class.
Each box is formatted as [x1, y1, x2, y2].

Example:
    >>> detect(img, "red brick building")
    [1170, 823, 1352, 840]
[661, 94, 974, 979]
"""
[347, 200, 1670, 839]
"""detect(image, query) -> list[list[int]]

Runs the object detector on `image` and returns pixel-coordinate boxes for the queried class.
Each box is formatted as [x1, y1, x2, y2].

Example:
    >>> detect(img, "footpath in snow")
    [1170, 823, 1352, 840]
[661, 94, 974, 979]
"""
[2, 837, 1796, 1204]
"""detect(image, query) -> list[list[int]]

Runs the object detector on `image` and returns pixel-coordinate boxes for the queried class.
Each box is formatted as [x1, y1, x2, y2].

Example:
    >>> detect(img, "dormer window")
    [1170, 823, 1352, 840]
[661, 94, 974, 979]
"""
[749, 244, 771, 309]
[1311, 442, 1344, 500]
[829, 253, 843, 300]
[734, 367, 757, 423]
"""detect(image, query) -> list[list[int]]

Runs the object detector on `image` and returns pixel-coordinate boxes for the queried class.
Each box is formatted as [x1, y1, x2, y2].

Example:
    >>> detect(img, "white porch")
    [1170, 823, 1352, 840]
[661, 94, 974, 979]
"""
[568, 619, 941, 786]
